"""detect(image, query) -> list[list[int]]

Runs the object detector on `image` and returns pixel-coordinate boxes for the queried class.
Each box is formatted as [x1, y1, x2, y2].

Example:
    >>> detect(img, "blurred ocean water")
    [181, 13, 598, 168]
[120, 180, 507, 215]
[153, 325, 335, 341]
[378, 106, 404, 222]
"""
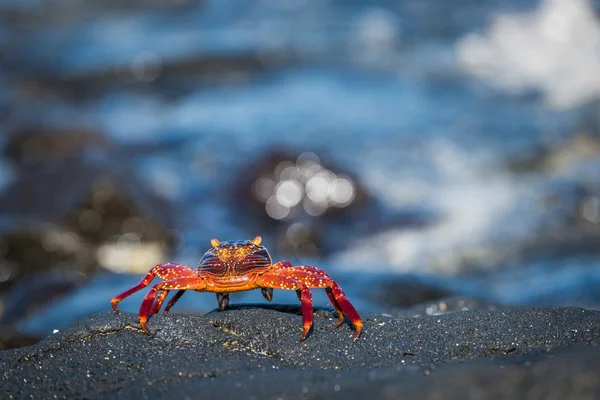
[1, 0, 600, 336]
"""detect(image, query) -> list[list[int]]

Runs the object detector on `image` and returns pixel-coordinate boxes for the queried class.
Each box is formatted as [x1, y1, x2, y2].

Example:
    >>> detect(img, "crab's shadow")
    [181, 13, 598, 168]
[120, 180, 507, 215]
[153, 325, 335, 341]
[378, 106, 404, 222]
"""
[205, 303, 336, 318]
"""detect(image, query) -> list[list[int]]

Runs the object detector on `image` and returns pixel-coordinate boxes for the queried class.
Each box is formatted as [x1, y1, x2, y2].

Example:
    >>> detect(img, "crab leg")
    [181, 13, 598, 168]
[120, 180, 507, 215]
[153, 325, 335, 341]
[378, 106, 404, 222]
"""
[139, 278, 207, 333]
[324, 287, 347, 327]
[261, 288, 274, 302]
[255, 274, 313, 341]
[274, 262, 345, 325]
[111, 263, 196, 312]
[216, 293, 230, 310]
[151, 290, 170, 314]
[326, 281, 363, 339]
[272, 263, 362, 340]
[151, 288, 186, 315]
[164, 290, 186, 314]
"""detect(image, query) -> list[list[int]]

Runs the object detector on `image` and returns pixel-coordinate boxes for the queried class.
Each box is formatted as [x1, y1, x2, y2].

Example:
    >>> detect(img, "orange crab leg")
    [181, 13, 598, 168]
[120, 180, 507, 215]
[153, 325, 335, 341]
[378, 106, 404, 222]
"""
[139, 278, 207, 333]
[255, 274, 313, 341]
[327, 281, 362, 340]
[272, 263, 362, 340]
[274, 262, 345, 324]
[324, 287, 346, 328]
[151, 290, 169, 314]
[111, 263, 196, 312]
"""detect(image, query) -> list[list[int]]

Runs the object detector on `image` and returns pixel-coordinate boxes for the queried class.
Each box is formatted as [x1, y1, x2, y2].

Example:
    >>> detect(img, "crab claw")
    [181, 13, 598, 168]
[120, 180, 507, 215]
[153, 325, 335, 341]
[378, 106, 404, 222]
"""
[252, 236, 262, 246]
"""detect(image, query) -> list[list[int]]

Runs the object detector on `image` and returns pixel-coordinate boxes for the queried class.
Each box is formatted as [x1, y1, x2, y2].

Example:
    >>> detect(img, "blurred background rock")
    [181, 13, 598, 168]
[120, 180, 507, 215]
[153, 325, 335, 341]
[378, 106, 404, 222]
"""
[1, 0, 600, 349]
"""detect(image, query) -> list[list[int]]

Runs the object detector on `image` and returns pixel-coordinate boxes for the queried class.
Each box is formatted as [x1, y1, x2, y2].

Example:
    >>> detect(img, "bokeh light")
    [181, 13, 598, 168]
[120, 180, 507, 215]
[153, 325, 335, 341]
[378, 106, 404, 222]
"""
[251, 152, 359, 222]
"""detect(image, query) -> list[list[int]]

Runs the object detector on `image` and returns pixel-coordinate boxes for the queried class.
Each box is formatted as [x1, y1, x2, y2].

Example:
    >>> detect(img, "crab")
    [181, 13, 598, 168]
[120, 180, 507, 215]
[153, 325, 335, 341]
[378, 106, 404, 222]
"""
[111, 236, 362, 341]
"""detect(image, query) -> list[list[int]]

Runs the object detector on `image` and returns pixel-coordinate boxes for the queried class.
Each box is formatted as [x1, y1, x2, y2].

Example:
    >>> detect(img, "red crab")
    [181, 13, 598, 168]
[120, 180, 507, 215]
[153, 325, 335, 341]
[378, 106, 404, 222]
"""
[111, 236, 362, 341]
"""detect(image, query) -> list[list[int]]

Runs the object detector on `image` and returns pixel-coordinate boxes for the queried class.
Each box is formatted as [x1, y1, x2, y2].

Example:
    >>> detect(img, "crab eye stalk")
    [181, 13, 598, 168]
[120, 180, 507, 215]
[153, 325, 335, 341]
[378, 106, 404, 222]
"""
[211, 238, 220, 247]
[252, 236, 262, 246]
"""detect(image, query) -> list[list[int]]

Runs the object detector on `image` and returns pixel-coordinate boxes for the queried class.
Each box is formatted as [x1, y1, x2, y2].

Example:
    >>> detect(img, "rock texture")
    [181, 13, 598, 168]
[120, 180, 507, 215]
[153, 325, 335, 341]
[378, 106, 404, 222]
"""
[1, 304, 600, 399]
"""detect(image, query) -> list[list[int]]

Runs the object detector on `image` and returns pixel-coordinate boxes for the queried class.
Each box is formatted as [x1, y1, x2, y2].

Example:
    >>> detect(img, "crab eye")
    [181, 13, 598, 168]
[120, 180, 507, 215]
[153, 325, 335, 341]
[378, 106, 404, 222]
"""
[252, 236, 262, 246]
[211, 238, 220, 247]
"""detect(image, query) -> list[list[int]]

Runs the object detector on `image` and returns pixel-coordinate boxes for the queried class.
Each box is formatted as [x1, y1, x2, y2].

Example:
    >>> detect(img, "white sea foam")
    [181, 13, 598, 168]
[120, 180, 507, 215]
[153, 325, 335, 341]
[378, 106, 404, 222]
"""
[334, 140, 547, 273]
[457, 0, 600, 108]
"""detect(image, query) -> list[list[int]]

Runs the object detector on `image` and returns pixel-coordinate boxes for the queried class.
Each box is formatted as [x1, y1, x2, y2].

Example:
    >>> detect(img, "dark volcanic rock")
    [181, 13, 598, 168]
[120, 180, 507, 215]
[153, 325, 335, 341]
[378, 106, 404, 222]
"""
[5, 128, 113, 165]
[317, 344, 600, 400]
[1, 306, 600, 399]
[386, 296, 505, 319]
[366, 275, 453, 308]
[0, 329, 42, 351]
[0, 152, 176, 292]
[0, 269, 87, 327]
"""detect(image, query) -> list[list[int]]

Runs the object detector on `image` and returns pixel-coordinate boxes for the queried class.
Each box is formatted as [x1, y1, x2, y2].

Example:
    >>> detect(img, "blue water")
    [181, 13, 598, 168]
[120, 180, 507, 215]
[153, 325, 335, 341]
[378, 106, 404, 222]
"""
[2, 0, 600, 337]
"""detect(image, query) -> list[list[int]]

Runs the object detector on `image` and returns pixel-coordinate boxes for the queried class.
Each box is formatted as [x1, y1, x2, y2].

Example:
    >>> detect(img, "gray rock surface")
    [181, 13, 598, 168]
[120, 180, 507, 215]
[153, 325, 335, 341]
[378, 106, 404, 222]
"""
[1, 304, 600, 399]
[317, 344, 600, 400]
